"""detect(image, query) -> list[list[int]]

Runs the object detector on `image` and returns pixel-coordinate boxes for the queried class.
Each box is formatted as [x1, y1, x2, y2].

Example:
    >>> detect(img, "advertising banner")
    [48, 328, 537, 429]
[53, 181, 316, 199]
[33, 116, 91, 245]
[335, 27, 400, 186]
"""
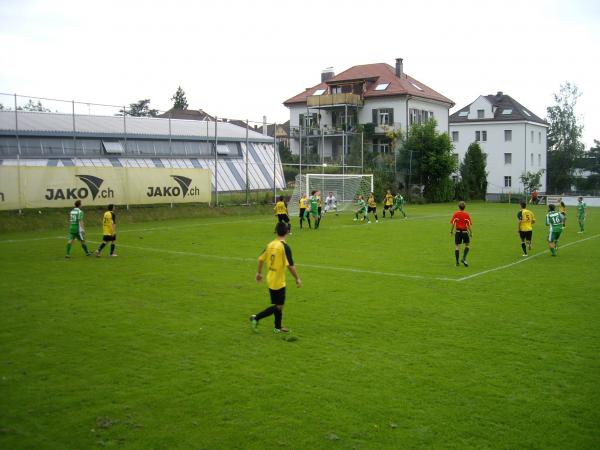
[0, 165, 211, 210]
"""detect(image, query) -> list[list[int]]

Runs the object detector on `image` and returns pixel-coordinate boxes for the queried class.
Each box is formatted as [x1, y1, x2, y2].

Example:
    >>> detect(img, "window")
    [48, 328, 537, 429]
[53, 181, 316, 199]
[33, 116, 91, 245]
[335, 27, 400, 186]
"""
[504, 153, 512, 164]
[504, 130, 512, 141]
[373, 108, 393, 126]
[504, 176, 512, 187]
[372, 138, 390, 153]
[379, 110, 390, 125]
[475, 130, 486, 142]
[531, 153, 534, 166]
[522, 109, 531, 117]
[216, 144, 230, 155]
[102, 140, 124, 154]
[452, 131, 459, 142]
[531, 130, 534, 143]
[538, 153, 541, 166]
[409, 108, 433, 125]
[313, 88, 326, 96]
[458, 111, 468, 117]
[477, 109, 484, 119]
[502, 109, 513, 115]
[410, 82, 423, 91]
[475, 131, 481, 142]
[482, 130, 487, 141]
[538, 132, 541, 144]
[453, 153, 459, 163]
[374, 83, 389, 91]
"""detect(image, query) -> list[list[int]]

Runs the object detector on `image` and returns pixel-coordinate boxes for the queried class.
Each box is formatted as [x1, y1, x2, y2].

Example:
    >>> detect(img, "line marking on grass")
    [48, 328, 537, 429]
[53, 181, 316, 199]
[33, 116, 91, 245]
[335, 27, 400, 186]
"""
[0, 236, 64, 244]
[102, 241, 457, 282]
[456, 233, 600, 282]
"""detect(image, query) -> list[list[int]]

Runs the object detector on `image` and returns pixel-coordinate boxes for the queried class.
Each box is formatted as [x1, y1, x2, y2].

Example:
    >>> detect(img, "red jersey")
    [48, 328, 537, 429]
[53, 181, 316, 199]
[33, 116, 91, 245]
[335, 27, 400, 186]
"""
[450, 211, 472, 231]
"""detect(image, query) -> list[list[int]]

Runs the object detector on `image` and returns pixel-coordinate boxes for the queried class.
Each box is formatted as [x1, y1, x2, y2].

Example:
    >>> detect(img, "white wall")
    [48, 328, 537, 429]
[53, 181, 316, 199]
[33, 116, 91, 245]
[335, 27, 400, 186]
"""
[467, 96, 493, 120]
[407, 98, 450, 133]
[450, 121, 547, 194]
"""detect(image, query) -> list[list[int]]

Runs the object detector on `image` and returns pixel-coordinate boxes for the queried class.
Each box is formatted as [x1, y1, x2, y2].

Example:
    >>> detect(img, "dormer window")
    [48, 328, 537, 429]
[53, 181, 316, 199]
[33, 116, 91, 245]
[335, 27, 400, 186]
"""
[477, 109, 484, 119]
[374, 83, 389, 91]
[313, 89, 326, 96]
[458, 111, 469, 117]
[522, 109, 531, 117]
[502, 109, 513, 115]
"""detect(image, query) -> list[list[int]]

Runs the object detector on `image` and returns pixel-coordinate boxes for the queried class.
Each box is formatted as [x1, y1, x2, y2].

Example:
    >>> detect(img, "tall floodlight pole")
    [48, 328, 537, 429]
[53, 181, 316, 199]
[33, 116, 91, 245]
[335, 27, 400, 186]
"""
[123, 106, 127, 154]
[214, 117, 219, 205]
[14, 94, 22, 213]
[299, 125, 302, 178]
[273, 123, 277, 202]
[72, 100, 76, 158]
[245, 119, 249, 205]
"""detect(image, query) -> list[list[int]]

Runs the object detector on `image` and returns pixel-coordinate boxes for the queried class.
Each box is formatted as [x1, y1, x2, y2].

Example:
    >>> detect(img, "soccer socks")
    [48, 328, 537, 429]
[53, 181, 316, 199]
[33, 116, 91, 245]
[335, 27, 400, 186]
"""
[299, 218, 303, 229]
[521, 243, 527, 255]
[82, 244, 90, 255]
[307, 217, 312, 229]
[97, 242, 106, 253]
[463, 247, 469, 261]
[110, 244, 116, 255]
[66, 243, 72, 256]
[374, 214, 378, 221]
[455, 250, 460, 264]
[255, 305, 277, 321]
[274, 308, 283, 329]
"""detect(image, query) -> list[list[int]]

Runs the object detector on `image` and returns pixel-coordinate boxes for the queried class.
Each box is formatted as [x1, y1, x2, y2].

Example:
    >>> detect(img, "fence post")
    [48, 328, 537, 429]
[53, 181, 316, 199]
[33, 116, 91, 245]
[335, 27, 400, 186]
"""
[245, 120, 249, 205]
[214, 117, 218, 205]
[14, 94, 23, 213]
[273, 124, 277, 202]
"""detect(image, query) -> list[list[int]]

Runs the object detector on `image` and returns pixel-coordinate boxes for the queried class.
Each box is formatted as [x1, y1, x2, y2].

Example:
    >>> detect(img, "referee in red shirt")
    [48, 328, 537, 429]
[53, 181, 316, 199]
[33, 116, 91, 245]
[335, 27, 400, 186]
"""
[450, 201, 472, 267]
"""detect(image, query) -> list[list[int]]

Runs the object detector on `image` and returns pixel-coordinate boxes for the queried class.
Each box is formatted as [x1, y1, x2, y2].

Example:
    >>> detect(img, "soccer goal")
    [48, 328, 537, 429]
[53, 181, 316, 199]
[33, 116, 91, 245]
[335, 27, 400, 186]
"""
[287, 173, 374, 215]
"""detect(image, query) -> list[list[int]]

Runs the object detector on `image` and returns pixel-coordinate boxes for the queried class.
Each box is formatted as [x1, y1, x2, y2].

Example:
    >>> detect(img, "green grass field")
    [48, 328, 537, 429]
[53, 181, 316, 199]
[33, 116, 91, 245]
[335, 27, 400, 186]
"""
[1, 202, 599, 449]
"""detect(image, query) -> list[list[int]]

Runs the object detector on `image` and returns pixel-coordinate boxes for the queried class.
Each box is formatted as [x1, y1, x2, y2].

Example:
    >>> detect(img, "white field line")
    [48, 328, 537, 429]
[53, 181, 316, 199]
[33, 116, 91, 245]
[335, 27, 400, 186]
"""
[98, 241, 457, 282]
[0, 235, 64, 244]
[456, 233, 600, 282]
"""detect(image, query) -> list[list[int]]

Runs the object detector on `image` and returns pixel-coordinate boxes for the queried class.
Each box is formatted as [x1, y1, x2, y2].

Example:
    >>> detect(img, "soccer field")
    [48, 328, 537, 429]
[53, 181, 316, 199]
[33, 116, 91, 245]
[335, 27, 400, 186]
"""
[1, 202, 599, 449]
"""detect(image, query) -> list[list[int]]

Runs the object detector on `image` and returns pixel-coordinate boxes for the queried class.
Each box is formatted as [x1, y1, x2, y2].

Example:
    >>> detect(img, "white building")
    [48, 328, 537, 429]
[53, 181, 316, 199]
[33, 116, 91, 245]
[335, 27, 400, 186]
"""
[283, 58, 454, 163]
[449, 92, 548, 197]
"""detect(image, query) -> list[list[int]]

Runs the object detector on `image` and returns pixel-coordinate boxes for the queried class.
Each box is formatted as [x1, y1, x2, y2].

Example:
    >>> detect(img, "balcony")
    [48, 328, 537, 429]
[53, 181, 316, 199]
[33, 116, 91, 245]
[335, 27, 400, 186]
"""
[307, 93, 363, 108]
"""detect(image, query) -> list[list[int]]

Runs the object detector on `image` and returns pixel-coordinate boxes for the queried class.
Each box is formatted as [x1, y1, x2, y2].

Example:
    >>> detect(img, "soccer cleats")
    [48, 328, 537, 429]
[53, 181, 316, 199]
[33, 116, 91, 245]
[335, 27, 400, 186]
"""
[461, 259, 469, 267]
[249, 315, 258, 331]
[273, 327, 290, 333]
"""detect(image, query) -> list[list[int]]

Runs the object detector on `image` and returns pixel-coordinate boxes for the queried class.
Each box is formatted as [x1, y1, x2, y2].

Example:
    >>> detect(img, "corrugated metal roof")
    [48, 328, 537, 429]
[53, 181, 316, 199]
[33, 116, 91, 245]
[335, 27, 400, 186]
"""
[0, 111, 272, 142]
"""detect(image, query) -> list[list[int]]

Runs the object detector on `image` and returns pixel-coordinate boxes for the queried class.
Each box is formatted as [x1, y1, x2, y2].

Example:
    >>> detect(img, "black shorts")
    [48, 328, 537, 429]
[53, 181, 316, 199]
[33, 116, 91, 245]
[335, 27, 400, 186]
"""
[318, 207, 322, 215]
[299, 208, 305, 218]
[102, 234, 116, 242]
[455, 231, 470, 245]
[277, 214, 290, 223]
[269, 287, 286, 305]
[519, 230, 532, 241]
[384, 204, 392, 210]
[368, 206, 377, 213]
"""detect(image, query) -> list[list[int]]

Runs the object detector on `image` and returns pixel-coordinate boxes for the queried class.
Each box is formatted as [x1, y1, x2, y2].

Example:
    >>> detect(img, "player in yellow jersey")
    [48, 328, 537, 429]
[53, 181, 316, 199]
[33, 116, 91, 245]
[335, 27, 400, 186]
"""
[366, 192, 379, 223]
[298, 193, 309, 229]
[517, 201, 535, 256]
[95, 204, 117, 257]
[274, 195, 291, 233]
[382, 190, 394, 218]
[559, 200, 567, 228]
[250, 222, 301, 333]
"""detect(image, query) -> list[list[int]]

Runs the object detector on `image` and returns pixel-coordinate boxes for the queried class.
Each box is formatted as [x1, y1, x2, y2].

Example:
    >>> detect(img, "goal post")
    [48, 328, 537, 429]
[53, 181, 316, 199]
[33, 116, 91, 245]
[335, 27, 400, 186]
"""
[288, 173, 374, 215]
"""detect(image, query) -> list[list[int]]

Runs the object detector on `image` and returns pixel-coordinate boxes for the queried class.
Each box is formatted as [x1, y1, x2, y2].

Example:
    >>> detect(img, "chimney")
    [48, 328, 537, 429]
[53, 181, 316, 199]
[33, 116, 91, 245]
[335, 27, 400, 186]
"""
[496, 91, 503, 99]
[395, 58, 403, 78]
[262, 116, 268, 136]
[321, 67, 335, 83]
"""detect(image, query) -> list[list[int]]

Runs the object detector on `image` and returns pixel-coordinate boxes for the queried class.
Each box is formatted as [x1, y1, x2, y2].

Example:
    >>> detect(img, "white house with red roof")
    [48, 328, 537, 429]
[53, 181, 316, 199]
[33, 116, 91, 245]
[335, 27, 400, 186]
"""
[283, 58, 454, 161]
[449, 92, 548, 196]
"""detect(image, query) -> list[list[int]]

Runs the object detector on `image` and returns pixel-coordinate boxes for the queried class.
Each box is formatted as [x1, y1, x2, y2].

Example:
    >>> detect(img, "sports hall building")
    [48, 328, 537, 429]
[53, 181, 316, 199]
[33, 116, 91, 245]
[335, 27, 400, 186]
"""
[0, 111, 285, 193]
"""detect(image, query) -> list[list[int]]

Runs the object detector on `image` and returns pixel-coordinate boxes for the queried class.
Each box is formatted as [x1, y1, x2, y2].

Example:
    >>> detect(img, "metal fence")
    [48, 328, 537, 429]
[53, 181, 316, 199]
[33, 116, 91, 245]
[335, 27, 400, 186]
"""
[0, 92, 288, 207]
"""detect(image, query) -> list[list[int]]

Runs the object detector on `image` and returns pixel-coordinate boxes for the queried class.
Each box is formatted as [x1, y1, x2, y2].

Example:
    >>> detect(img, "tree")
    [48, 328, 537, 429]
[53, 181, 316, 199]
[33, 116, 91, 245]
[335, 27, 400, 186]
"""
[401, 120, 456, 202]
[519, 170, 544, 196]
[546, 82, 585, 193]
[171, 86, 189, 110]
[574, 140, 600, 192]
[119, 99, 159, 117]
[459, 142, 488, 200]
[21, 99, 50, 112]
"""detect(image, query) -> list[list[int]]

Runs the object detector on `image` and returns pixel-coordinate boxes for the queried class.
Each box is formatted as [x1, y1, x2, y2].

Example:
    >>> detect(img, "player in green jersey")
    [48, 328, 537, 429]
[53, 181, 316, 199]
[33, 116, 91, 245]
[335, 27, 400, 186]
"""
[353, 195, 368, 222]
[392, 193, 407, 218]
[308, 190, 320, 229]
[545, 204, 565, 256]
[576, 196, 587, 233]
[65, 200, 92, 258]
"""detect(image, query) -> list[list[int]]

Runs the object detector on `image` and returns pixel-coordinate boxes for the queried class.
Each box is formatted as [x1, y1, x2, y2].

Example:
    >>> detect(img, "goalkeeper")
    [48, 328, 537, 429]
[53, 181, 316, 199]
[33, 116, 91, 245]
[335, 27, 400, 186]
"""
[324, 192, 338, 215]
[392, 193, 407, 218]
[353, 195, 368, 222]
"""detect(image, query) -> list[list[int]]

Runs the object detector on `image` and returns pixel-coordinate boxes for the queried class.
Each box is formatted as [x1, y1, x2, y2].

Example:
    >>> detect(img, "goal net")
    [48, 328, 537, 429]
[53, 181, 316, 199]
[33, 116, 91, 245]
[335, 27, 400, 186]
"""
[287, 173, 374, 215]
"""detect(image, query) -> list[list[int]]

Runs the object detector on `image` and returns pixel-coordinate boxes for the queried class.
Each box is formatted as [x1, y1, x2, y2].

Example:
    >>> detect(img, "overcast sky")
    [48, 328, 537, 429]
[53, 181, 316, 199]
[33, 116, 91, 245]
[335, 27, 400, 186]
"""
[0, 0, 598, 147]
